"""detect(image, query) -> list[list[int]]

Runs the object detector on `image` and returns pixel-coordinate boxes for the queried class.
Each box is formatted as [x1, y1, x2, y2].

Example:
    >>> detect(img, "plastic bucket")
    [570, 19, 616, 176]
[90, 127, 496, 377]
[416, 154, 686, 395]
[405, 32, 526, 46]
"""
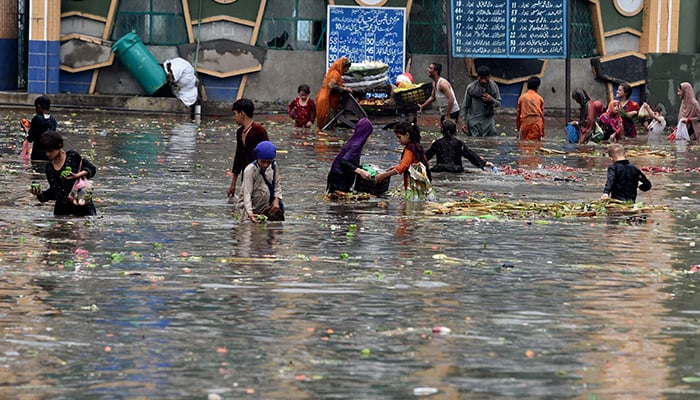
[112, 32, 166, 95]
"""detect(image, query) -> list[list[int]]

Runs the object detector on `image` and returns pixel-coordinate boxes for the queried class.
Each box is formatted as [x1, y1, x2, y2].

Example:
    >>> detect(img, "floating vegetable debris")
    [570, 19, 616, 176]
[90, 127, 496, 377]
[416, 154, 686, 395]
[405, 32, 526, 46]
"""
[426, 197, 668, 219]
[625, 149, 671, 157]
[325, 191, 372, 201]
[537, 147, 671, 158]
[497, 165, 579, 181]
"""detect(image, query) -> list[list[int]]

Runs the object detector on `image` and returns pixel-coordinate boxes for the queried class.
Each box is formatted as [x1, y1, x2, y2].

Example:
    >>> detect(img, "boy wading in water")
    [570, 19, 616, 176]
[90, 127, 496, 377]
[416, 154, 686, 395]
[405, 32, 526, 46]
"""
[601, 143, 651, 202]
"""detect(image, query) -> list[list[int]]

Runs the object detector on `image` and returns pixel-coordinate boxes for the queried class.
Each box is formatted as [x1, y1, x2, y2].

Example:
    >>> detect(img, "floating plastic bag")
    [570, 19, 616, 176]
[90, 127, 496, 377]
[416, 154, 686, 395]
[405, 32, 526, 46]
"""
[19, 140, 30, 160]
[67, 159, 93, 206]
[676, 122, 690, 141]
[637, 103, 650, 120]
[591, 122, 605, 143]
[68, 176, 93, 206]
[583, 122, 605, 144]
[19, 118, 31, 160]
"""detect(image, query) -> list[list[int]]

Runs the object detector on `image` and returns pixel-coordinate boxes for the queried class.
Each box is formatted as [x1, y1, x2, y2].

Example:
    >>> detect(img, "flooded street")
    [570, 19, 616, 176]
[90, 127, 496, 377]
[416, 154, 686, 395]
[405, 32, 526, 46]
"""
[1, 108, 700, 399]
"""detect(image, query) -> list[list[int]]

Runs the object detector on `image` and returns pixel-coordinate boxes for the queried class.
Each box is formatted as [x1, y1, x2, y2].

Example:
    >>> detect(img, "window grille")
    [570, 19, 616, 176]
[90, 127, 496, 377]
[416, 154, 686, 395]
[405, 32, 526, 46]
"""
[111, 0, 188, 45]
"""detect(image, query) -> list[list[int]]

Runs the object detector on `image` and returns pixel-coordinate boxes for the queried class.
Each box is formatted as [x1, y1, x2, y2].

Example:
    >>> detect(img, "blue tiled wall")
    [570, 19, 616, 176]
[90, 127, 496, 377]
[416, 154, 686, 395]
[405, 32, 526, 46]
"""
[200, 75, 242, 102]
[0, 39, 18, 90]
[28, 40, 60, 94]
[60, 70, 93, 94]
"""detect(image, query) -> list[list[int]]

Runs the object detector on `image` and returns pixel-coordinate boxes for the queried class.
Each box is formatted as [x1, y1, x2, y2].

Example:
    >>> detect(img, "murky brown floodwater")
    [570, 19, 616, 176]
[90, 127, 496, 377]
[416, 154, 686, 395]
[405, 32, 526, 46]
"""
[1, 108, 700, 399]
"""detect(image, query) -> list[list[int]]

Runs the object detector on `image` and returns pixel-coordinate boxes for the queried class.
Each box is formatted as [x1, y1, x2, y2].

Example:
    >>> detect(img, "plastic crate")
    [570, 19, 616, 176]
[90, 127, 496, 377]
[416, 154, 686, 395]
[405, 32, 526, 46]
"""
[393, 82, 432, 108]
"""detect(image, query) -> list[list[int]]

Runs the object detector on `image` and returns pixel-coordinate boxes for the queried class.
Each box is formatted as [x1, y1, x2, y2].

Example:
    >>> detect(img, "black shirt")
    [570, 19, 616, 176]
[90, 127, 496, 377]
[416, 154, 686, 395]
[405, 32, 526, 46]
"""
[38, 150, 97, 216]
[425, 136, 486, 173]
[27, 113, 57, 160]
[603, 159, 651, 202]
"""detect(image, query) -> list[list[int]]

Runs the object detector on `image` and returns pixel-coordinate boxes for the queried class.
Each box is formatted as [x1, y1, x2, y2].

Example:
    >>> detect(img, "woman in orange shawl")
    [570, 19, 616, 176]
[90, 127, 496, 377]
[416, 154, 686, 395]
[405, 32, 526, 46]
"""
[316, 57, 351, 130]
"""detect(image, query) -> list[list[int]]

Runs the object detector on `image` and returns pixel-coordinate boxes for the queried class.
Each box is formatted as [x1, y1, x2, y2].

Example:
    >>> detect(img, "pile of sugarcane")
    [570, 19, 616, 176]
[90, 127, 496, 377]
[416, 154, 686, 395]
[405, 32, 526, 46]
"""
[426, 197, 668, 219]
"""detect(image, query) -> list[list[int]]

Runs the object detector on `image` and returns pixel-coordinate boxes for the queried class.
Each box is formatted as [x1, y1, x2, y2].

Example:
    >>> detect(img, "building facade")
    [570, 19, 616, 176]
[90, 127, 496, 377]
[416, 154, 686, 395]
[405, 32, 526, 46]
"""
[0, 0, 698, 122]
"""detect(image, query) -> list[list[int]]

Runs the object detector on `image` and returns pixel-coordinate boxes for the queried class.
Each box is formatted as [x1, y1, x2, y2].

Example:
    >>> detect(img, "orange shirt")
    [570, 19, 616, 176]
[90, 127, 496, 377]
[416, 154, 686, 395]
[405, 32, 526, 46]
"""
[393, 148, 418, 188]
[516, 89, 545, 129]
[516, 89, 545, 140]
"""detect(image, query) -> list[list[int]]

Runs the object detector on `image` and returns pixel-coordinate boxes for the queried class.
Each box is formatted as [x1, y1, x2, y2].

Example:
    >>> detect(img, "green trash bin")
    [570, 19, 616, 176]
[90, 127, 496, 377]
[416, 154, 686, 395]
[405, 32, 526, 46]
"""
[112, 32, 166, 95]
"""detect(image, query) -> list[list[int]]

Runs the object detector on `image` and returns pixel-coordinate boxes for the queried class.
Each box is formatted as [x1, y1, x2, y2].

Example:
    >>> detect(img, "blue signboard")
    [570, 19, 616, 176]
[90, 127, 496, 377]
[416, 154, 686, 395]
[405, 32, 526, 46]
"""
[451, 0, 566, 58]
[326, 6, 406, 82]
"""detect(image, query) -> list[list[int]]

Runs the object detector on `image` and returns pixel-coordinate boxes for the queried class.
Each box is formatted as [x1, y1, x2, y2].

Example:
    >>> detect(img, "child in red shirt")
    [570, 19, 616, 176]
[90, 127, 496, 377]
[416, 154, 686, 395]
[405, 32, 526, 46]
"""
[288, 84, 316, 128]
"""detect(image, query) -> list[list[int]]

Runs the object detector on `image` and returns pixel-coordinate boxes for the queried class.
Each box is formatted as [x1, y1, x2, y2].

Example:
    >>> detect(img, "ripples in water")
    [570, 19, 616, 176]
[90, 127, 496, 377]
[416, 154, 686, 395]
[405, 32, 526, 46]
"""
[0, 111, 699, 398]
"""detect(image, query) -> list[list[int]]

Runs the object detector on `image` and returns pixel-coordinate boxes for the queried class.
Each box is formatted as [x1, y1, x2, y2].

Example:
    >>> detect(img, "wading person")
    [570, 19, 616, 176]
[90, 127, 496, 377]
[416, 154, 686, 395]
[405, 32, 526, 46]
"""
[598, 100, 624, 142]
[570, 88, 604, 144]
[677, 82, 700, 140]
[375, 121, 435, 201]
[237, 141, 284, 223]
[460, 65, 502, 136]
[164, 57, 200, 118]
[227, 99, 269, 198]
[516, 76, 545, 141]
[616, 82, 640, 138]
[29, 130, 97, 216]
[601, 143, 651, 202]
[23, 95, 58, 161]
[288, 84, 316, 128]
[326, 117, 374, 194]
[418, 62, 460, 122]
[316, 57, 352, 131]
[425, 119, 494, 173]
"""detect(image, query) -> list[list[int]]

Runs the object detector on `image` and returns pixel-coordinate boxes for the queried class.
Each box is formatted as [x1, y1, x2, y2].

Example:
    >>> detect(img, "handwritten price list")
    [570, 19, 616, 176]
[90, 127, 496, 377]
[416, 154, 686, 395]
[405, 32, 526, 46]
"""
[327, 6, 406, 81]
[452, 0, 566, 58]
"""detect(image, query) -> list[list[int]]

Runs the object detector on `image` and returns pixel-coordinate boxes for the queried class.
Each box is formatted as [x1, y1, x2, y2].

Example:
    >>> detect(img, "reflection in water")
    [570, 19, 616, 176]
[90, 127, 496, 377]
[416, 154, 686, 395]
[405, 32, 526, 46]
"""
[166, 122, 198, 172]
[516, 140, 544, 169]
[1, 110, 700, 397]
[573, 214, 677, 398]
[232, 221, 282, 258]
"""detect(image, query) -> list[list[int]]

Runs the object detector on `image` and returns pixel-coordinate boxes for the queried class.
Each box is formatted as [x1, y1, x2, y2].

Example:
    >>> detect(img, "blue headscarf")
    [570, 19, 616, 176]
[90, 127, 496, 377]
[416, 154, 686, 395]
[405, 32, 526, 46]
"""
[254, 141, 276, 160]
[330, 118, 373, 175]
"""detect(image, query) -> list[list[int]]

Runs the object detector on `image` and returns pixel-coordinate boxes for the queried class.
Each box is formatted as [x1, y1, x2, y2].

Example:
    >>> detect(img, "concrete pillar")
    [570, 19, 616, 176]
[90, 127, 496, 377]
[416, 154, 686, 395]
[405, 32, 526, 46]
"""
[0, 0, 18, 90]
[28, 0, 61, 94]
[640, 0, 680, 53]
